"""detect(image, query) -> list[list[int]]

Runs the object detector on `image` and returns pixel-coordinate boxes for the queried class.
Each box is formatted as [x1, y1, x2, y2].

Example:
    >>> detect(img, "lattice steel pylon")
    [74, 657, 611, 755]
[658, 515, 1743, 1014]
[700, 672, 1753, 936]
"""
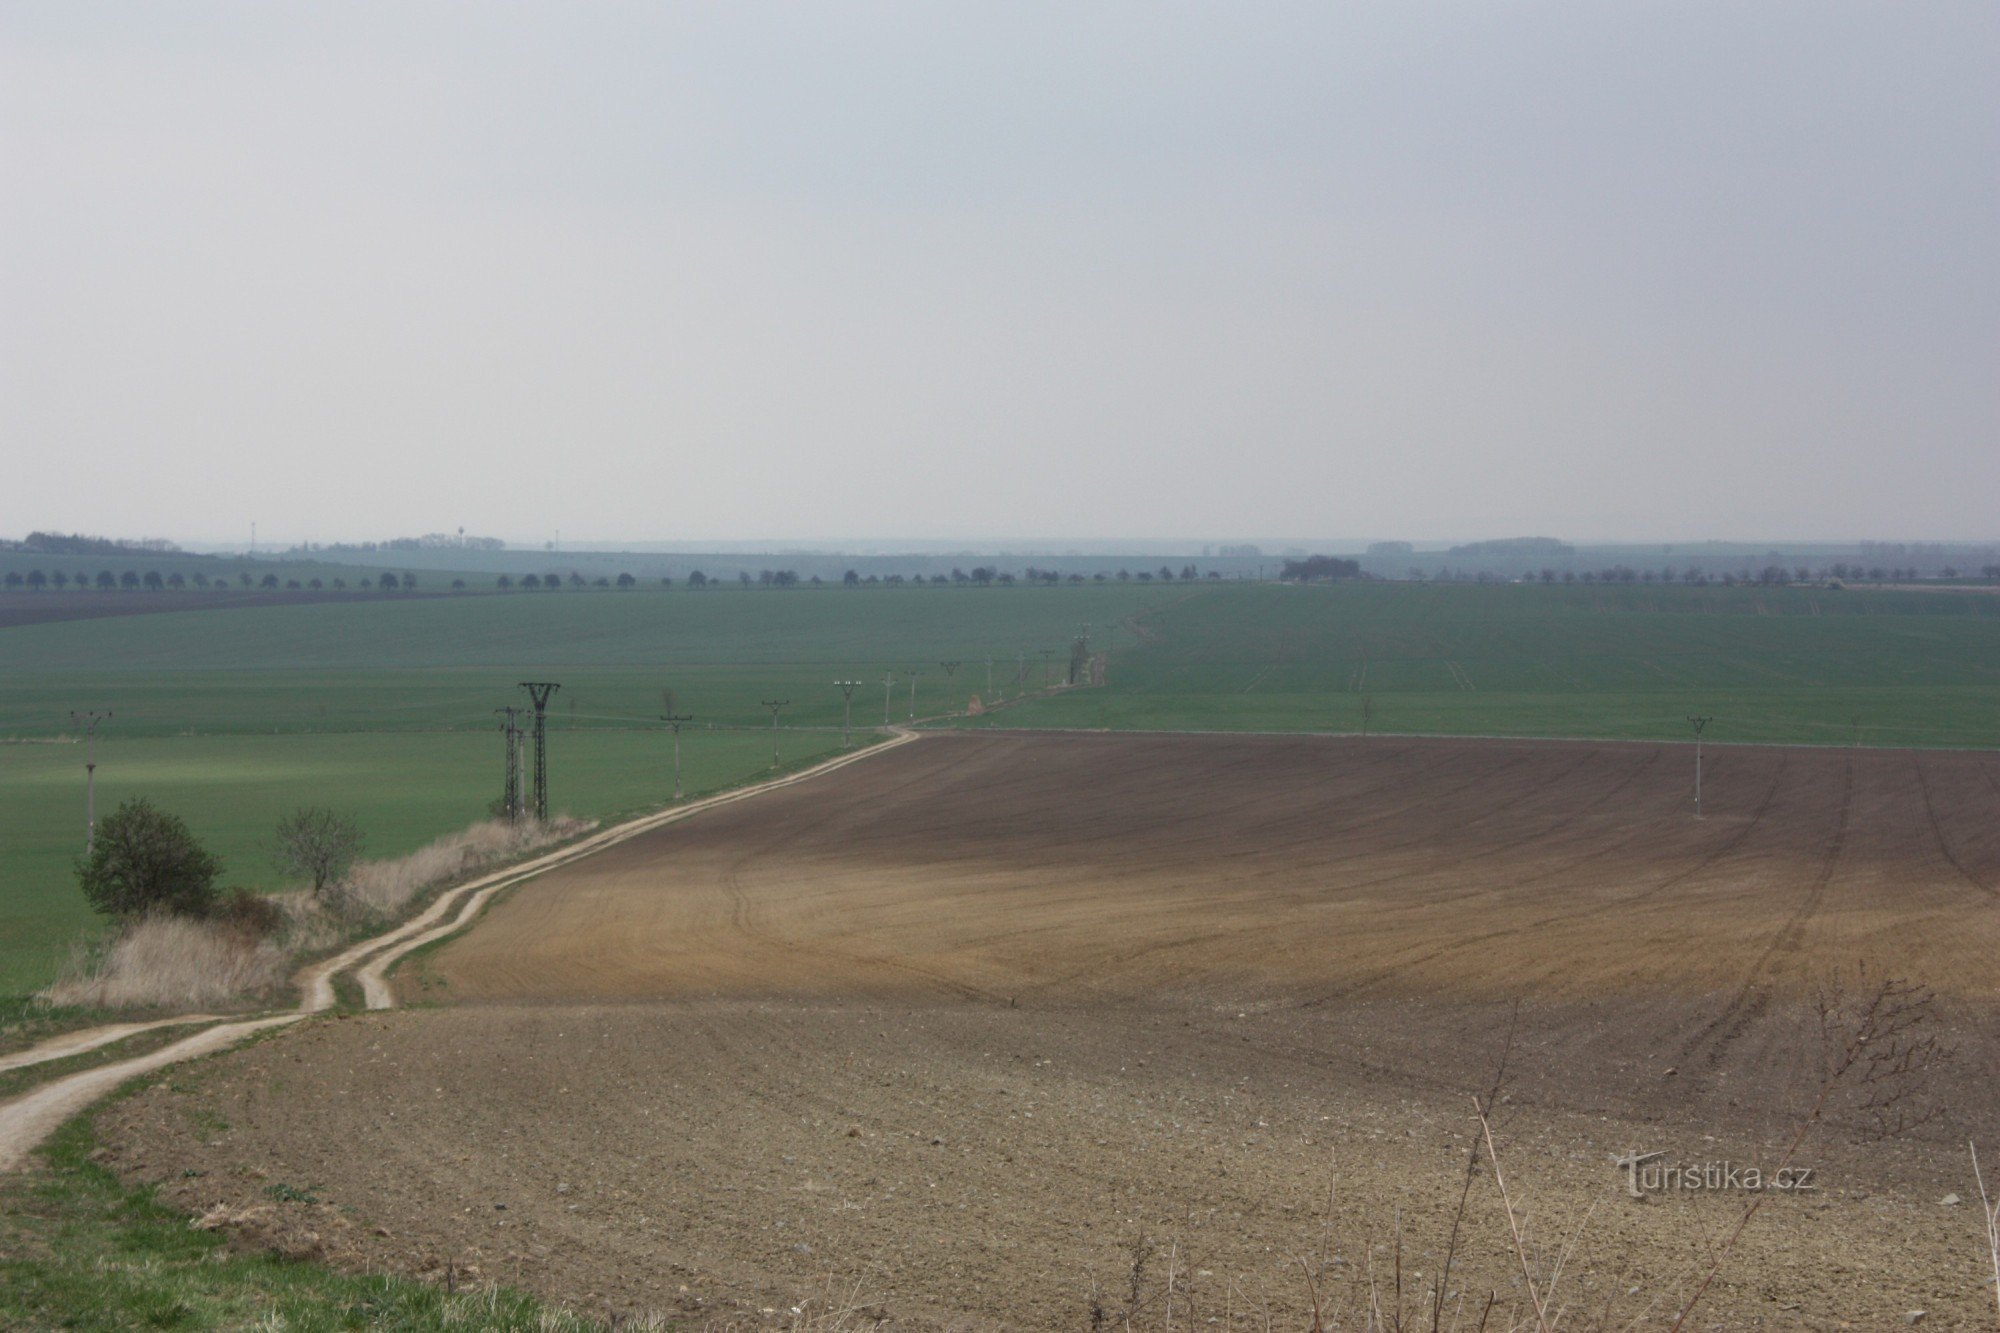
[495, 706, 523, 822]
[520, 682, 561, 822]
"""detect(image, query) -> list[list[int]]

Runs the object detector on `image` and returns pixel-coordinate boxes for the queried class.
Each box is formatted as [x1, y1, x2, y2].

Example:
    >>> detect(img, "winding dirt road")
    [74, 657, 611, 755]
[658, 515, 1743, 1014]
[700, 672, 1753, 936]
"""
[0, 733, 921, 1173]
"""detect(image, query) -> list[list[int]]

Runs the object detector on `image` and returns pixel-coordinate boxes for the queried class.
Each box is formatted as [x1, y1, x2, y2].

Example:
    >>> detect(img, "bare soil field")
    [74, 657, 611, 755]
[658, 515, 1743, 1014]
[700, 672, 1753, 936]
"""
[101, 734, 2000, 1328]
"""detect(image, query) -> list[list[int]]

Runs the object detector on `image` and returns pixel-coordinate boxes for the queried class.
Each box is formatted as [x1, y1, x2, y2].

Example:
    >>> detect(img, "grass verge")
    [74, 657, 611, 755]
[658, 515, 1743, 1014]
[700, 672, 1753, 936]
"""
[0, 998, 131, 1058]
[0, 1023, 214, 1104]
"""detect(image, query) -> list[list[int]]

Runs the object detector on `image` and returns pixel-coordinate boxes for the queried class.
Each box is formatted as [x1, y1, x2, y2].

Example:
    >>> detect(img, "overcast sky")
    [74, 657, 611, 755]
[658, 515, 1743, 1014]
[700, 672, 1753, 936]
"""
[3, 3, 1994, 547]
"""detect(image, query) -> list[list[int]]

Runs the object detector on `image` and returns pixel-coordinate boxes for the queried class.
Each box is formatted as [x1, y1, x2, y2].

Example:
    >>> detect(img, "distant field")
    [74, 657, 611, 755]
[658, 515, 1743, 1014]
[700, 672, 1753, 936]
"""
[0, 584, 1172, 998]
[972, 581, 2000, 747]
[0, 584, 1174, 737]
[7, 577, 1999, 998]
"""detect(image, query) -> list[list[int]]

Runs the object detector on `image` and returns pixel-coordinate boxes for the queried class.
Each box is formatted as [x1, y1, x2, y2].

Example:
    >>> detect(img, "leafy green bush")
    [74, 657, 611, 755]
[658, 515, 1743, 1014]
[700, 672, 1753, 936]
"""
[75, 799, 220, 919]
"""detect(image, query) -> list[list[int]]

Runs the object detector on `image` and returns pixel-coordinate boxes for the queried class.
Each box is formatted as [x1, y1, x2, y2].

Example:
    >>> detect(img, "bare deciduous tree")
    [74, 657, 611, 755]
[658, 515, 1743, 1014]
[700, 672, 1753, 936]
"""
[273, 807, 364, 898]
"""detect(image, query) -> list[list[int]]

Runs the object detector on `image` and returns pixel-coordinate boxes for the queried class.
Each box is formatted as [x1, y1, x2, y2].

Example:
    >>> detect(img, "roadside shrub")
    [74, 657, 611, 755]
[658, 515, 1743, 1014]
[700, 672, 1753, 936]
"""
[213, 887, 284, 941]
[43, 913, 286, 1009]
[339, 816, 590, 920]
[44, 815, 593, 1011]
[76, 799, 221, 919]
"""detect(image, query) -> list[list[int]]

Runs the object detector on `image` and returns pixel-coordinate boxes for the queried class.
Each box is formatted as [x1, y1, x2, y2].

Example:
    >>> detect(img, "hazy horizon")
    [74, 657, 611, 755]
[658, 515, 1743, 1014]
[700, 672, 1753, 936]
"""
[30, 530, 2000, 558]
[6, 4, 1995, 544]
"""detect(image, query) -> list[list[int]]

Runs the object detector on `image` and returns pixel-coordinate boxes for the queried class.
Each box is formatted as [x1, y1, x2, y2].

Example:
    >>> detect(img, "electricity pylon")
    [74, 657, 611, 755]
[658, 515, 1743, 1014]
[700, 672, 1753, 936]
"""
[495, 706, 523, 822]
[833, 681, 862, 745]
[519, 682, 560, 822]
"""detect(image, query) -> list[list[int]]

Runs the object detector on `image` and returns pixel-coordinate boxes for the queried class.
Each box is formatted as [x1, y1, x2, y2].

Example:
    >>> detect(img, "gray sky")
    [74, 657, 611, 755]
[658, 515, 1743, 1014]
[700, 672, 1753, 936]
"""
[4, 3, 1994, 546]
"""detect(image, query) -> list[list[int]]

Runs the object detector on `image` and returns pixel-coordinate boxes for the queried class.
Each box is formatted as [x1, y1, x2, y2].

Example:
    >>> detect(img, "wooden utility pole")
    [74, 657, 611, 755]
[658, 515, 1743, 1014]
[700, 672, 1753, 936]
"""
[762, 699, 790, 766]
[661, 712, 693, 798]
[1687, 715, 1713, 818]
[69, 710, 112, 853]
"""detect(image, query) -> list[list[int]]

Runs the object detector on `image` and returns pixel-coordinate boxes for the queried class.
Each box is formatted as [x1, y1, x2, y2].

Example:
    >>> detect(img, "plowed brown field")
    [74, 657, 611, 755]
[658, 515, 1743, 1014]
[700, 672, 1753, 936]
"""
[102, 734, 2000, 1328]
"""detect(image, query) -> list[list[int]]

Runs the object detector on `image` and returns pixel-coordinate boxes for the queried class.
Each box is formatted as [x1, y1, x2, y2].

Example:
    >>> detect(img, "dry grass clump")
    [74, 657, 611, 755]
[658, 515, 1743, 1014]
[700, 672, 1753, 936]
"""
[335, 816, 590, 921]
[43, 816, 591, 1012]
[43, 914, 288, 1011]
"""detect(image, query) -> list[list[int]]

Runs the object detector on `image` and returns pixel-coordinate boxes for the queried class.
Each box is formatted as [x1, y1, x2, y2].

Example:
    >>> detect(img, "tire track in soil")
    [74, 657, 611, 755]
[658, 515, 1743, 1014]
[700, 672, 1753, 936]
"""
[1287, 746, 1671, 1008]
[707, 745, 1010, 1004]
[1281, 748, 1799, 1006]
[1912, 755, 1997, 901]
[1051, 744, 1612, 1004]
[934, 742, 1444, 964]
[1022, 747, 1560, 997]
[989, 738, 1452, 892]
[1676, 754, 1854, 1068]
[951, 736, 1429, 877]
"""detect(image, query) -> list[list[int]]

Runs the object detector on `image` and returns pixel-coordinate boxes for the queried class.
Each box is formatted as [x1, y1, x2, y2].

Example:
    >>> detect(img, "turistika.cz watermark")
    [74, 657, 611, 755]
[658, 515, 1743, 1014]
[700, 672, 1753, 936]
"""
[1615, 1151, 1818, 1198]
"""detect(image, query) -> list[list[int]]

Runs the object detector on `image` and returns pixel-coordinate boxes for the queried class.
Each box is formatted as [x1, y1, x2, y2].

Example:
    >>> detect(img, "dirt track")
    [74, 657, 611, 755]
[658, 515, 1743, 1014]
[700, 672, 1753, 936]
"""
[100, 734, 2000, 1327]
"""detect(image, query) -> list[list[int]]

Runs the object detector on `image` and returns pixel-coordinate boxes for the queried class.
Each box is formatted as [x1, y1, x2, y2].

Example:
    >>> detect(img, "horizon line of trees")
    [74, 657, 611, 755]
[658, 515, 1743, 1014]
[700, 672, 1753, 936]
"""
[2, 530, 184, 556]
[13, 560, 2000, 599]
[1421, 563, 2000, 586]
[2, 568, 427, 593]
[284, 533, 504, 554]
[491, 563, 1240, 590]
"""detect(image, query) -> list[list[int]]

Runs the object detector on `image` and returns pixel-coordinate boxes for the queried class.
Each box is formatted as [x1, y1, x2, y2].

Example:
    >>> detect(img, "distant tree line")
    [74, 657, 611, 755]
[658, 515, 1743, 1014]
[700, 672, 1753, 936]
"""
[1280, 555, 1363, 581]
[2, 567, 423, 593]
[1417, 563, 2000, 586]
[14, 557, 1997, 600]
[1444, 537, 1574, 558]
[1, 530, 184, 555]
[483, 564, 1235, 592]
[285, 533, 504, 554]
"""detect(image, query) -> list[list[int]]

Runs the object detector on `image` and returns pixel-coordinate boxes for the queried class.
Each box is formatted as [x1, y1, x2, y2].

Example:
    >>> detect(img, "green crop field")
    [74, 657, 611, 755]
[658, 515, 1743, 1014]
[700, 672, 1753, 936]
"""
[7, 577, 1999, 1001]
[0, 730, 850, 998]
[968, 581, 2000, 747]
[0, 583, 1177, 737]
[0, 584, 1175, 998]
